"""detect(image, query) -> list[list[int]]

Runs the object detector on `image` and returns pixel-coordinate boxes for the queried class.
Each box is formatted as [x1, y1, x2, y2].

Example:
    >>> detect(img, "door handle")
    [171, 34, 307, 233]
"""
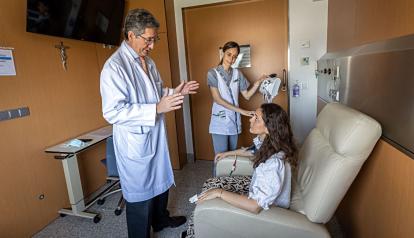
[281, 69, 287, 91]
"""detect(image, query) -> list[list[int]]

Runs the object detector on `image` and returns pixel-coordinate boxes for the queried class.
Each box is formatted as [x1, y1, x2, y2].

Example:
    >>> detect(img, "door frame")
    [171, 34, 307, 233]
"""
[173, 0, 297, 159]
[173, 0, 232, 160]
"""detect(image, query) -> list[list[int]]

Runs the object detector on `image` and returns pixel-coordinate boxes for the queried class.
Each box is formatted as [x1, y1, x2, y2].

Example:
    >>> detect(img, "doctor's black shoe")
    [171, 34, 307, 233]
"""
[153, 216, 187, 232]
[181, 230, 187, 238]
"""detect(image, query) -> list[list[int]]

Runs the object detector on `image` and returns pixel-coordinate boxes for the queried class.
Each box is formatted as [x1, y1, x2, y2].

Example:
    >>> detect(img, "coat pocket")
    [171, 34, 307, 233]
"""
[126, 132, 154, 160]
[212, 110, 227, 120]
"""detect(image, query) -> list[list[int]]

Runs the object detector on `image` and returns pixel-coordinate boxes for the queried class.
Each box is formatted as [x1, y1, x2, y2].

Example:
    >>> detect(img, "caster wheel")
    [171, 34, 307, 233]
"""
[97, 198, 105, 205]
[59, 213, 66, 217]
[114, 209, 123, 216]
[93, 214, 101, 223]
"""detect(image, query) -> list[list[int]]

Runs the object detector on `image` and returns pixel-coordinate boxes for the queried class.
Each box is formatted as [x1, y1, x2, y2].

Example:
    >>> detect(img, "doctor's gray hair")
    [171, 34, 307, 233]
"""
[123, 9, 160, 39]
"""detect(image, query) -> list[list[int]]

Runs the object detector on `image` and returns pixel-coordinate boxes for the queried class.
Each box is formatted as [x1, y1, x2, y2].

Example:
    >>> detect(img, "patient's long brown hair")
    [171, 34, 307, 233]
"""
[252, 103, 298, 169]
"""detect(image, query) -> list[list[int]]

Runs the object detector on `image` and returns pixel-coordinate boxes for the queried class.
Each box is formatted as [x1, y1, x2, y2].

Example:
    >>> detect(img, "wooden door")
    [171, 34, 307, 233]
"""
[184, 0, 289, 160]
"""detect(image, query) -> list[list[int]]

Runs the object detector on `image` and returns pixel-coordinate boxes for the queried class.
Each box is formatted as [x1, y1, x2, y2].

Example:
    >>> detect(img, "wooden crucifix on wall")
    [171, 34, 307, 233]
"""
[55, 41, 70, 71]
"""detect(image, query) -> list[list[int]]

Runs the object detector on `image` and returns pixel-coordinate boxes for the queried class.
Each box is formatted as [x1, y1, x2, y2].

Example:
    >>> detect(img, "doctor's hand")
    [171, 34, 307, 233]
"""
[156, 93, 184, 114]
[174, 81, 200, 95]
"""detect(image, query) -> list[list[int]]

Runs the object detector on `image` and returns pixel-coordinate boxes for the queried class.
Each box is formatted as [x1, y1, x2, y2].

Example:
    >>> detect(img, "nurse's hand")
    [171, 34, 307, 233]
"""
[254, 74, 268, 86]
[174, 81, 200, 95]
[240, 110, 255, 117]
[156, 93, 184, 114]
[259, 74, 268, 81]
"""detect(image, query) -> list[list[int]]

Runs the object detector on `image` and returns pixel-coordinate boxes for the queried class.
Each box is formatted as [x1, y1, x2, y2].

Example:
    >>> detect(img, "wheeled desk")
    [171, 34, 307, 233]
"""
[45, 125, 112, 223]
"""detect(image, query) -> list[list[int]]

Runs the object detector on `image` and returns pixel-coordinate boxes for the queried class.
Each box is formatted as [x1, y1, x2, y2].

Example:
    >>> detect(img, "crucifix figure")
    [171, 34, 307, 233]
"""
[55, 41, 70, 71]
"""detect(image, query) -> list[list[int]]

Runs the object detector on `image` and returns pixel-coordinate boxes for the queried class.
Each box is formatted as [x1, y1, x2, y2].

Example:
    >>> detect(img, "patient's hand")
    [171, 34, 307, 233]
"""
[215, 152, 231, 162]
[197, 188, 222, 203]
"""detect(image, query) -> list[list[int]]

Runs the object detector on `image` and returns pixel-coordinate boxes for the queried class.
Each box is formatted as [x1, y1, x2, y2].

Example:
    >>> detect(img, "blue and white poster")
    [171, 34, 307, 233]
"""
[0, 49, 16, 76]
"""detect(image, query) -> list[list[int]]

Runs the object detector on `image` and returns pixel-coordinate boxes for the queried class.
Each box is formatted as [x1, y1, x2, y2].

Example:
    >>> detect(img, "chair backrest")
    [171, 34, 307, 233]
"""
[105, 136, 119, 177]
[294, 103, 381, 223]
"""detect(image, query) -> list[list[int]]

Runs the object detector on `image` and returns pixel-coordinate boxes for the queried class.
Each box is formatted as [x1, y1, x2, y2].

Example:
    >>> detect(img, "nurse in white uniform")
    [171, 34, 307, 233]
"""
[100, 9, 199, 238]
[208, 41, 266, 172]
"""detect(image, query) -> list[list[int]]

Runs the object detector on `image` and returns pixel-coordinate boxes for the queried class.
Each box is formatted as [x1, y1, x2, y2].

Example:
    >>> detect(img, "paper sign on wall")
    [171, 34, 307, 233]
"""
[0, 49, 16, 76]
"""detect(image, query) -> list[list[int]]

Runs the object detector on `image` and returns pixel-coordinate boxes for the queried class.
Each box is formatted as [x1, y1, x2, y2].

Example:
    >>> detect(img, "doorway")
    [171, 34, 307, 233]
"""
[183, 0, 289, 160]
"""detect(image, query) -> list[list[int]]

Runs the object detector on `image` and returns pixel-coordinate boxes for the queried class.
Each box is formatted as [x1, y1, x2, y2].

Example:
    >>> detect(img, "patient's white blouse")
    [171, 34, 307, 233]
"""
[248, 151, 292, 210]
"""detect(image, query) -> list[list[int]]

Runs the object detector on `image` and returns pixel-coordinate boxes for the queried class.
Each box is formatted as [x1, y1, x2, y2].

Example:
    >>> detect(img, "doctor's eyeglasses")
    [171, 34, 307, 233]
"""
[136, 34, 160, 45]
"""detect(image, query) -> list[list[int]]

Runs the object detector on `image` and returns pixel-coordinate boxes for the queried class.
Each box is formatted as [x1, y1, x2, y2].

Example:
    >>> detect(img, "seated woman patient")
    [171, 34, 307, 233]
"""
[182, 103, 298, 238]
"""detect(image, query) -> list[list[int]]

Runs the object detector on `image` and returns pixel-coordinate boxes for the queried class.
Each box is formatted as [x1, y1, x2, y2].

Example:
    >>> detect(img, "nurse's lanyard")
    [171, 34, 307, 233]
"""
[224, 70, 239, 130]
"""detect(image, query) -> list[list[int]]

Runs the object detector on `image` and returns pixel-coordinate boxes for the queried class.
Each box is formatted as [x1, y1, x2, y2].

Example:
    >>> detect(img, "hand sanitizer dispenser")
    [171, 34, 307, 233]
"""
[292, 80, 300, 98]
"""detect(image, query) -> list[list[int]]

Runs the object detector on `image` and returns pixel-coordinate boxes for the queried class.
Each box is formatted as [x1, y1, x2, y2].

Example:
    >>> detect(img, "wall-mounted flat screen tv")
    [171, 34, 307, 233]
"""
[26, 0, 125, 46]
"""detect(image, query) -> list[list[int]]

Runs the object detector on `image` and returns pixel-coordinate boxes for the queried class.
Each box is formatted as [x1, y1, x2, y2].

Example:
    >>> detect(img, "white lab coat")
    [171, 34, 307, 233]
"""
[100, 41, 174, 202]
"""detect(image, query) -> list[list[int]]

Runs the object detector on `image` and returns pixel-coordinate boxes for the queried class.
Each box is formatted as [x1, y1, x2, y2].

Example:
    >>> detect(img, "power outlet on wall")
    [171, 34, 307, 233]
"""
[299, 40, 310, 48]
[0, 107, 30, 122]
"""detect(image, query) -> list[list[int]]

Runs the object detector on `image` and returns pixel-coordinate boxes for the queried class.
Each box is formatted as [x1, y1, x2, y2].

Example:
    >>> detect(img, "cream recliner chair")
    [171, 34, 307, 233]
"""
[194, 103, 382, 238]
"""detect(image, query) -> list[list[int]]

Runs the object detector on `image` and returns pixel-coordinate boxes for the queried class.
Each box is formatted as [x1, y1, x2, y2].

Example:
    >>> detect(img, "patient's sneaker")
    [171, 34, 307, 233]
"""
[153, 216, 187, 232]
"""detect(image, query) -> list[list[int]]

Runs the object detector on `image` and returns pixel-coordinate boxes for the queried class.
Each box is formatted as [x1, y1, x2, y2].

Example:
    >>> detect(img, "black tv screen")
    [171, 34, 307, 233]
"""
[26, 0, 125, 45]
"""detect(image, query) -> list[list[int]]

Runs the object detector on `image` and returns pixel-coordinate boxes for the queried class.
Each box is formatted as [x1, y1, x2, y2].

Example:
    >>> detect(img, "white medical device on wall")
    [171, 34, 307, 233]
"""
[260, 74, 281, 103]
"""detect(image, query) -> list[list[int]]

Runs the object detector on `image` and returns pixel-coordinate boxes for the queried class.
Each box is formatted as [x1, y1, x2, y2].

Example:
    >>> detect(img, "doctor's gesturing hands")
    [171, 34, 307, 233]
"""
[100, 9, 198, 236]
[174, 81, 200, 95]
[156, 93, 184, 113]
[156, 81, 200, 114]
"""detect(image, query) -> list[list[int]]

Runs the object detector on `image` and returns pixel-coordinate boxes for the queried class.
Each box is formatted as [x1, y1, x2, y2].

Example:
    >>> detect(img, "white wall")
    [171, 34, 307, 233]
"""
[289, 0, 328, 144]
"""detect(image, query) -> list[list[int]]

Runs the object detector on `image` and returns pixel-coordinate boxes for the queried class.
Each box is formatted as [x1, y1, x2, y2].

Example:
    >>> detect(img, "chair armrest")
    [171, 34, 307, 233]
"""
[194, 199, 330, 238]
[215, 156, 254, 177]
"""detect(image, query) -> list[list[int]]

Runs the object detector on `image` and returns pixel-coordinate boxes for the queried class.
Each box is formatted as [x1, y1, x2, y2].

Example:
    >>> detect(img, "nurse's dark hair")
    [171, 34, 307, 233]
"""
[252, 103, 298, 169]
[123, 9, 160, 39]
[219, 41, 240, 65]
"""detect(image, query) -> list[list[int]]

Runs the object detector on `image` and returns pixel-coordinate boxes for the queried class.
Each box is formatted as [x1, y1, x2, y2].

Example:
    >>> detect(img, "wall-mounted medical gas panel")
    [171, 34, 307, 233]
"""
[317, 34, 414, 159]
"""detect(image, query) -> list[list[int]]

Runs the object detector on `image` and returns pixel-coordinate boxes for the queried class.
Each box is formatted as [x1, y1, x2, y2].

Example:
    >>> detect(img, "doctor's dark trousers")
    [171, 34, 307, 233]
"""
[125, 190, 170, 238]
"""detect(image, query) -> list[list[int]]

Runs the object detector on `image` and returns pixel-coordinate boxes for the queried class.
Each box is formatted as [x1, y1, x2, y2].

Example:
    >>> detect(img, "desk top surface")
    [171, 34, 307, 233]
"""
[45, 125, 112, 154]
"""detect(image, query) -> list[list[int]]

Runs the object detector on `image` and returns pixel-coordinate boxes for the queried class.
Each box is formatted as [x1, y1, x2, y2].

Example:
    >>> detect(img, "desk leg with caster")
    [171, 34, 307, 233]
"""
[59, 154, 101, 223]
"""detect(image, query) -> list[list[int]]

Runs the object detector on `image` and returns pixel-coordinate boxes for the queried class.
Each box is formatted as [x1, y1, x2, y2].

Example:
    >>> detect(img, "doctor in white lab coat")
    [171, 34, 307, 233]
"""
[100, 9, 199, 238]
